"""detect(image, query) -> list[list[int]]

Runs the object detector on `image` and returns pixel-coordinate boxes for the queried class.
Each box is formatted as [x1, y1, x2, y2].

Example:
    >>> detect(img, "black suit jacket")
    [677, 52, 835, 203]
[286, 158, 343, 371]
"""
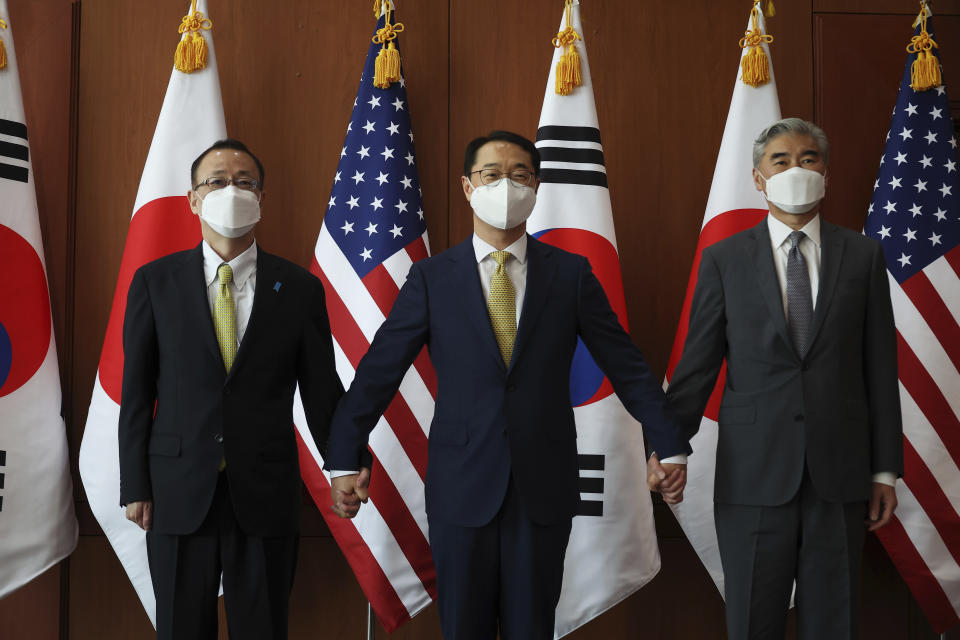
[326, 235, 689, 527]
[118, 244, 343, 536]
[667, 218, 903, 506]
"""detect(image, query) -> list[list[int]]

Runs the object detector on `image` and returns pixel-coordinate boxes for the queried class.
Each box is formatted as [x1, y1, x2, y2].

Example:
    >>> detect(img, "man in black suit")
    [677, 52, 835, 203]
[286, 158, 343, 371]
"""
[119, 139, 342, 640]
[667, 118, 903, 639]
[325, 130, 689, 639]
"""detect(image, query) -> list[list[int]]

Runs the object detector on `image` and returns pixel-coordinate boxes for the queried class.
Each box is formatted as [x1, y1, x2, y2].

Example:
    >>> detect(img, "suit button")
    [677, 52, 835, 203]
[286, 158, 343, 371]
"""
[506, 384, 517, 392]
[794, 414, 803, 422]
[214, 433, 224, 443]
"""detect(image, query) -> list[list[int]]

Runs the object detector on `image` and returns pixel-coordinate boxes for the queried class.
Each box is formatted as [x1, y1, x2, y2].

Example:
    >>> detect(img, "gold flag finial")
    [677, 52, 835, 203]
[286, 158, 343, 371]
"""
[0, 18, 9, 70]
[174, 0, 213, 74]
[907, 1, 941, 91]
[739, 2, 774, 87]
[372, 0, 404, 89]
[552, 0, 582, 96]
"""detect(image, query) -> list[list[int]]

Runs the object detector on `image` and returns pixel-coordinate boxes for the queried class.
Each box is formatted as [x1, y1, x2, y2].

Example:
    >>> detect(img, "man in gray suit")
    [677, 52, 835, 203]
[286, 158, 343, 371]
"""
[667, 118, 903, 639]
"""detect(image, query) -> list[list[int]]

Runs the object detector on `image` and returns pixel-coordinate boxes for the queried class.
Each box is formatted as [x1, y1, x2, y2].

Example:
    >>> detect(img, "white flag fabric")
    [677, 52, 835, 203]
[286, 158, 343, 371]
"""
[0, 0, 78, 598]
[663, 2, 781, 596]
[78, 1, 226, 623]
[527, 2, 660, 636]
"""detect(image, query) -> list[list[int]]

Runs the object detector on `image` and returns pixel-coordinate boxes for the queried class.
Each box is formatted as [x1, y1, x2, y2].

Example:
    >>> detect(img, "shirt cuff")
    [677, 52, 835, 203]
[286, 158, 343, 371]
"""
[659, 454, 688, 465]
[872, 472, 897, 487]
[330, 470, 359, 478]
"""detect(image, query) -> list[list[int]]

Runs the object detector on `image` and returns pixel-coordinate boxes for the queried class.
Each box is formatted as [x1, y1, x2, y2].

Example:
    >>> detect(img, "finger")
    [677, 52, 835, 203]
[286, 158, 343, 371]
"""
[662, 491, 684, 505]
[142, 504, 153, 531]
[659, 470, 685, 493]
[869, 495, 897, 531]
[647, 471, 662, 492]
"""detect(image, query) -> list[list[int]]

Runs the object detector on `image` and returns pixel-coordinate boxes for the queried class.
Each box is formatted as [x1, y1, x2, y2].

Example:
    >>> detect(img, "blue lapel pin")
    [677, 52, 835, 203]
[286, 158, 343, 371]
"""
[273, 281, 282, 293]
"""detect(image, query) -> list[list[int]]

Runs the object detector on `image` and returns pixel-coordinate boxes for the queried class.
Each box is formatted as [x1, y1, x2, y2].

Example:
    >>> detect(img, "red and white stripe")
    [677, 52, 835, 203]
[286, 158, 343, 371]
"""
[877, 246, 960, 631]
[293, 223, 436, 631]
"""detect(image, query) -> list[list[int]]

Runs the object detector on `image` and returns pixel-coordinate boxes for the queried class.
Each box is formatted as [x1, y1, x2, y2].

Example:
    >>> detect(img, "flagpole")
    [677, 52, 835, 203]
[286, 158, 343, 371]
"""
[367, 602, 375, 640]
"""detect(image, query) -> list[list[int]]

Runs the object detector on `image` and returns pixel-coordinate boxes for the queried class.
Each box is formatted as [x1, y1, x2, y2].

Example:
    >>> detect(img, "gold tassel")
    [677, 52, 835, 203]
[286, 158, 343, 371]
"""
[765, 0, 776, 17]
[907, 1, 941, 91]
[174, 0, 213, 74]
[739, 4, 774, 87]
[0, 18, 8, 71]
[552, 0, 582, 95]
[372, 0, 405, 89]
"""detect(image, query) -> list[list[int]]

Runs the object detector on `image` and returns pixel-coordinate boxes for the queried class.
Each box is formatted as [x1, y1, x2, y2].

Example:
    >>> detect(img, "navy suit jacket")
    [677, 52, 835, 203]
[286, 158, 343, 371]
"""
[326, 234, 688, 527]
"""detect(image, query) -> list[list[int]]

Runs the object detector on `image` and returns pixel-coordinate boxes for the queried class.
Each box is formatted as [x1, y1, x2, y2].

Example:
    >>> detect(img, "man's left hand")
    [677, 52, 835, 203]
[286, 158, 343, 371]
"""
[866, 482, 897, 532]
[647, 453, 687, 504]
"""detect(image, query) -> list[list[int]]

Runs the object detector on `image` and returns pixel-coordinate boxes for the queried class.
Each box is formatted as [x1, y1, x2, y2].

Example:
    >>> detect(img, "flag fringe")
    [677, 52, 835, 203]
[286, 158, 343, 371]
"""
[553, 0, 582, 95]
[739, 4, 774, 87]
[174, 0, 213, 74]
[372, 0, 404, 89]
[907, 1, 941, 91]
[0, 18, 8, 70]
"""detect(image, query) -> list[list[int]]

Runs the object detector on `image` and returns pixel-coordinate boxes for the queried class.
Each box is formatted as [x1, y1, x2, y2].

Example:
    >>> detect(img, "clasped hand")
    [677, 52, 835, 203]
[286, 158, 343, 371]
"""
[330, 467, 371, 518]
[646, 453, 687, 504]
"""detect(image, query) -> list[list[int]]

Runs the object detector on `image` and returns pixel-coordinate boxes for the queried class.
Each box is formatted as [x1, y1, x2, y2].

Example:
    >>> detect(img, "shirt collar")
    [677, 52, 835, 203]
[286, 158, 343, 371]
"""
[767, 213, 821, 251]
[472, 233, 528, 264]
[203, 240, 258, 289]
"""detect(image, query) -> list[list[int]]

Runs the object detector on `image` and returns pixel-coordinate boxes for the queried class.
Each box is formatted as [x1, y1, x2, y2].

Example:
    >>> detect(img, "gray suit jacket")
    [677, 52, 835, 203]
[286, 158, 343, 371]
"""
[667, 217, 903, 506]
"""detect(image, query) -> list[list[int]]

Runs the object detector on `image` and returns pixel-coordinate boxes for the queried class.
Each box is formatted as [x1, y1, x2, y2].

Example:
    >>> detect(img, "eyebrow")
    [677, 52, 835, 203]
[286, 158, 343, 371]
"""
[770, 149, 820, 160]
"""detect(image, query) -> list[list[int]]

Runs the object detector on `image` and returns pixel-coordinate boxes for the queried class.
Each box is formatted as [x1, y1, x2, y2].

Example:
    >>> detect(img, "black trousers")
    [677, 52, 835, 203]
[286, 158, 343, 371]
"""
[146, 473, 299, 640]
[715, 468, 868, 640]
[427, 480, 573, 640]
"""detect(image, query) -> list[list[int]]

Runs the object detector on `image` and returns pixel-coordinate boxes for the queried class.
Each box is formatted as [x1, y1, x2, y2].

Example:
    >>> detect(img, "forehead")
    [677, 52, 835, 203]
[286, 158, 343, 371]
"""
[762, 133, 820, 157]
[473, 140, 533, 168]
[197, 149, 258, 174]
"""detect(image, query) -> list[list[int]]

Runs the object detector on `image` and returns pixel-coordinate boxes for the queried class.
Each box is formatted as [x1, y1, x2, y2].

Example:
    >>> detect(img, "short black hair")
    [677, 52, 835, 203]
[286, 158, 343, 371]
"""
[190, 138, 265, 189]
[463, 130, 540, 177]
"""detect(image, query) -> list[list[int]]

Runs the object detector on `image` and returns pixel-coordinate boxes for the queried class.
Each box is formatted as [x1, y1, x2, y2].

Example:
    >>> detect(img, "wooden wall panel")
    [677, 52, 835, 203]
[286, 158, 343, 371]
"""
[4, 0, 960, 637]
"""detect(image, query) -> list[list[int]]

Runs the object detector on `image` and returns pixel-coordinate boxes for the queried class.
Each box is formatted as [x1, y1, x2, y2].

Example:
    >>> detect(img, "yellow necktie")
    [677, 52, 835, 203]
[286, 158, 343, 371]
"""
[214, 263, 237, 373]
[487, 251, 516, 366]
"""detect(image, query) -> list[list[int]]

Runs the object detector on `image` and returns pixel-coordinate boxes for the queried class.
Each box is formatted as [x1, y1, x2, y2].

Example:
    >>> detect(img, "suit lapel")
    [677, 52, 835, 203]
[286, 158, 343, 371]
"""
[807, 220, 844, 352]
[177, 244, 223, 367]
[229, 246, 277, 380]
[448, 238, 505, 371]
[749, 220, 794, 356]
[510, 236, 557, 371]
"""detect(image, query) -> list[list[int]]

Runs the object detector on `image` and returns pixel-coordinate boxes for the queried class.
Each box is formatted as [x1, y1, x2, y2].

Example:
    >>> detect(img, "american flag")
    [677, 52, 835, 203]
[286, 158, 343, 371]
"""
[290, 9, 437, 632]
[863, 13, 960, 633]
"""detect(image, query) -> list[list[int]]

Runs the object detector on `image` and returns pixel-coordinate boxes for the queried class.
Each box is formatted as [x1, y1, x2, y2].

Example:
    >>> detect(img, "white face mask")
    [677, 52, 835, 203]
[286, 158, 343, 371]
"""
[199, 186, 261, 238]
[469, 179, 537, 230]
[759, 166, 826, 214]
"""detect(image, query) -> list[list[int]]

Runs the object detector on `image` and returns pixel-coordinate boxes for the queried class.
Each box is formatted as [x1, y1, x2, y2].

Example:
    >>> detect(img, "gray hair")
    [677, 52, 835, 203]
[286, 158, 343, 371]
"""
[752, 118, 830, 168]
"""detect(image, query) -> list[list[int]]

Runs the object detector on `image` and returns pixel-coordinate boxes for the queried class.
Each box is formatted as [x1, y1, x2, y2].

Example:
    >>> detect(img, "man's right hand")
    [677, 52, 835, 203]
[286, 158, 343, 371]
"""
[330, 467, 371, 519]
[125, 500, 153, 531]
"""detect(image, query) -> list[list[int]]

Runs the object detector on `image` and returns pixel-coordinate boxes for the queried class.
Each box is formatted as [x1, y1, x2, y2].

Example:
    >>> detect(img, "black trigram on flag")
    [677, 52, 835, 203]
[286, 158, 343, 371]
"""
[0, 119, 29, 183]
[535, 125, 607, 188]
[0, 449, 6, 513]
[577, 453, 604, 517]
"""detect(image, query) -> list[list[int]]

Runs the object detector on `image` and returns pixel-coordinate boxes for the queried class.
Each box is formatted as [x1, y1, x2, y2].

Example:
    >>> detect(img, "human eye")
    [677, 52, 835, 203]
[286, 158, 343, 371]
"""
[510, 171, 532, 185]
[206, 177, 229, 189]
[481, 169, 502, 184]
[235, 178, 258, 191]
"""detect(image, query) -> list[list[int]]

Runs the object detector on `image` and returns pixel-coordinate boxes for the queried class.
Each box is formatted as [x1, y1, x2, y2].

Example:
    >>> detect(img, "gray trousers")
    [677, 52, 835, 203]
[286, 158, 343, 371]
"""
[715, 469, 867, 640]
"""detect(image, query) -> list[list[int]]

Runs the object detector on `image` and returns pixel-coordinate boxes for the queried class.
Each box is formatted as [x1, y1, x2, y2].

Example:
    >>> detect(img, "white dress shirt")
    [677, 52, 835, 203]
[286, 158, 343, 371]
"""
[765, 215, 895, 488]
[202, 240, 257, 345]
[473, 233, 528, 324]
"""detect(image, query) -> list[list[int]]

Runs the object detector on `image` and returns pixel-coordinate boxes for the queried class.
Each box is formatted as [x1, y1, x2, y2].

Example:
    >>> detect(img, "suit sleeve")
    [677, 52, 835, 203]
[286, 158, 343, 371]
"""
[324, 262, 430, 470]
[665, 247, 728, 443]
[864, 242, 903, 477]
[118, 268, 158, 506]
[297, 276, 345, 460]
[575, 257, 691, 459]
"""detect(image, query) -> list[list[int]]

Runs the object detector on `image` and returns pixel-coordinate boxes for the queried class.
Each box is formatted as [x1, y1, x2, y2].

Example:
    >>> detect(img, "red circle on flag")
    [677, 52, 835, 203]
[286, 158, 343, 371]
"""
[0, 223, 52, 397]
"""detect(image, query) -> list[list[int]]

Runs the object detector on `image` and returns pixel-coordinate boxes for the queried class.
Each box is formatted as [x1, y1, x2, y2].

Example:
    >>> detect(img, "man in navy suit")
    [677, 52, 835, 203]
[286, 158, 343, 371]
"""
[325, 131, 688, 639]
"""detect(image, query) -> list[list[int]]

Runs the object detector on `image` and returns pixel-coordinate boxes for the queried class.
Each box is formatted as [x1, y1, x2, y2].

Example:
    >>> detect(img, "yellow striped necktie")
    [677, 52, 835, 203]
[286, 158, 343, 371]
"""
[214, 263, 237, 373]
[487, 250, 516, 366]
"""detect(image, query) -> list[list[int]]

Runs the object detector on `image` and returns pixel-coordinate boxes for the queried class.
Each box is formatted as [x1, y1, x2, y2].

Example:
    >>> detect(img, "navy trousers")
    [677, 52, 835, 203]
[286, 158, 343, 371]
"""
[428, 480, 573, 640]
